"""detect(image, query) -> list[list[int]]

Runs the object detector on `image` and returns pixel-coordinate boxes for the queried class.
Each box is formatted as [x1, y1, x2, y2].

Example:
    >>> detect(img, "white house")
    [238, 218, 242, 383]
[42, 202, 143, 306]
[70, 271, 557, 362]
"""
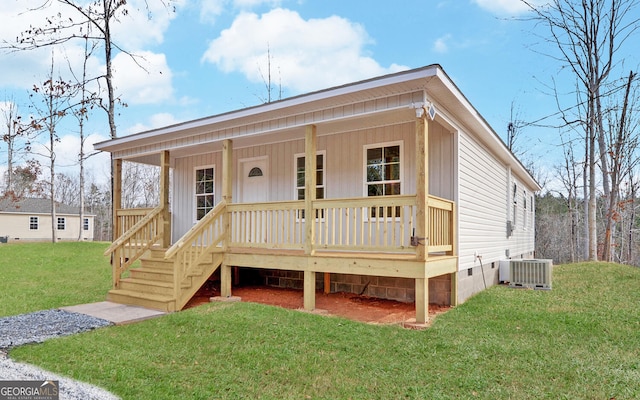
[95, 64, 540, 323]
[0, 197, 94, 242]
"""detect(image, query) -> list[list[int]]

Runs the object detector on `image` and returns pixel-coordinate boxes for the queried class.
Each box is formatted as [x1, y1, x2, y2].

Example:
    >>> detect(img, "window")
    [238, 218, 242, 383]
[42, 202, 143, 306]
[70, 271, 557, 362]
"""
[295, 152, 325, 219]
[57, 217, 66, 230]
[523, 190, 528, 229]
[195, 166, 215, 221]
[512, 183, 518, 227]
[83, 218, 90, 231]
[295, 152, 325, 201]
[365, 142, 402, 217]
[29, 217, 38, 230]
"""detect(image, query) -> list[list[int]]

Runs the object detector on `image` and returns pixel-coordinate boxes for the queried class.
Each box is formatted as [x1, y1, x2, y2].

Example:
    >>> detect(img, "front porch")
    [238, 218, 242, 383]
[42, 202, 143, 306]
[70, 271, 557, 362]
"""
[104, 121, 458, 324]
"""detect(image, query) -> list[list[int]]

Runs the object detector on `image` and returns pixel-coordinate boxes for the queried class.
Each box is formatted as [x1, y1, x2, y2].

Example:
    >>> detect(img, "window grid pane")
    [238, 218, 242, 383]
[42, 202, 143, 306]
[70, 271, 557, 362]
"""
[195, 167, 215, 220]
[366, 144, 401, 201]
[295, 154, 325, 202]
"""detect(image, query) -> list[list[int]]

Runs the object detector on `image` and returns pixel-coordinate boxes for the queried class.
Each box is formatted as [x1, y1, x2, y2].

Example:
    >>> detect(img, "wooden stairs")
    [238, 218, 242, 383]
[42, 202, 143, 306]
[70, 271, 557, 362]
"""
[107, 247, 223, 312]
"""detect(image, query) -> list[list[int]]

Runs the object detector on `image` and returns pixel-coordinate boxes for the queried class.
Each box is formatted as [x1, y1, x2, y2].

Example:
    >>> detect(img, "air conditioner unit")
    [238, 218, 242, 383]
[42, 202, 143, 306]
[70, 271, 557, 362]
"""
[499, 260, 511, 283]
[509, 259, 552, 290]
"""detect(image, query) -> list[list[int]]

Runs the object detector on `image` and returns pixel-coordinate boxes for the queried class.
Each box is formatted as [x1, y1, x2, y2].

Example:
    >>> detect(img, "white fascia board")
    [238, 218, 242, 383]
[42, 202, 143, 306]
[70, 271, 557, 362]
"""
[94, 65, 440, 153]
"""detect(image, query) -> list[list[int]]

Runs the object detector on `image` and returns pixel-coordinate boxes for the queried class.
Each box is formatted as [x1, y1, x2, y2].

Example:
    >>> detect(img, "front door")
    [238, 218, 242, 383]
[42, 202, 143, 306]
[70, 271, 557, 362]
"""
[239, 157, 269, 203]
[239, 157, 269, 244]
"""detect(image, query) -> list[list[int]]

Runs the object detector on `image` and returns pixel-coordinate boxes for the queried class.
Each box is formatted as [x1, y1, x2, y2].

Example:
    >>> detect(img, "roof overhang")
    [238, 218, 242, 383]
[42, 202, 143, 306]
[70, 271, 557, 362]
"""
[94, 64, 540, 191]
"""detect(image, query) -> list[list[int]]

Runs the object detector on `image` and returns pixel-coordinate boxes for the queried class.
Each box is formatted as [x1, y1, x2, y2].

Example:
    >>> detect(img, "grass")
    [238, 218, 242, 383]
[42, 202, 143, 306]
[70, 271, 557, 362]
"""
[0, 242, 112, 317]
[4, 246, 640, 399]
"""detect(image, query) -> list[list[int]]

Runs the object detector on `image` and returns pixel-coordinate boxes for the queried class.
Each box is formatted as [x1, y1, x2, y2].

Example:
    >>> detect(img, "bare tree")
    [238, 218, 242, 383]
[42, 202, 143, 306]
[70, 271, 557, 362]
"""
[7, 0, 176, 141]
[1, 99, 26, 194]
[601, 71, 639, 260]
[68, 23, 100, 240]
[256, 43, 284, 104]
[9, 159, 46, 198]
[29, 53, 77, 242]
[557, 133, 583, 262]
[523, 0, 640, 260]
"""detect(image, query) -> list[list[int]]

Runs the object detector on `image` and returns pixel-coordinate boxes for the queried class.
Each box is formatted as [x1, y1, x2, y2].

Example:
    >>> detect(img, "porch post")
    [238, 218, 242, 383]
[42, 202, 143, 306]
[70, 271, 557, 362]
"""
[220, 263, 232, 298]
[160, 150, 171, 248]
[450, 271, 459, 306]
[112, 157, 122, 289]
[416, 109, 429, 324]
[222, 139, 233, 204]
[415, 111, 429, 261]
[415, 278, 428, 324]
[222, 139, 233, 251]
[112, 158, 122, 240]
[304, 125, 317, 310]
[220, 140, 233, 297]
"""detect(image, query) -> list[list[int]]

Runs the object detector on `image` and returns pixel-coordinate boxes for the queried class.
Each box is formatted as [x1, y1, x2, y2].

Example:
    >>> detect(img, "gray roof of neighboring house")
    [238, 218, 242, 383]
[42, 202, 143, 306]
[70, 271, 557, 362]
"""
[0, 197, 94, 216]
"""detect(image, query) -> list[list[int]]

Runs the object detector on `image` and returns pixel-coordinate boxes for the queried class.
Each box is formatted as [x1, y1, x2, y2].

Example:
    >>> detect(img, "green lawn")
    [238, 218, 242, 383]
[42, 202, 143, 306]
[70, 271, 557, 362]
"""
[0, 242, 112, 317]
[4, 245, 640, 399]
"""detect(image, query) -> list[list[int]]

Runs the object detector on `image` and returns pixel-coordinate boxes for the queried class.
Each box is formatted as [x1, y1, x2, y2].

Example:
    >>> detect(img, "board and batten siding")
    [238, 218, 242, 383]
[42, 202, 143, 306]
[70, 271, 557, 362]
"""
[457, 130, 536, 272]
[171, 120, 455, 240]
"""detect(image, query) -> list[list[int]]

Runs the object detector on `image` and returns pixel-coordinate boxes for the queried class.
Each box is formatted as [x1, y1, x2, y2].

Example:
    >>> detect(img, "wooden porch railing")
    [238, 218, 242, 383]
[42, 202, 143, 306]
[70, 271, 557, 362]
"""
[164, 201, 227, 309]
[225, 195, 454, 255]
[428, 195, 455, 253]
[115, 208, 154, 237]
[313, 195, 416, 252]
[227, 201, 305, 250]
[104, 206, 164, 288]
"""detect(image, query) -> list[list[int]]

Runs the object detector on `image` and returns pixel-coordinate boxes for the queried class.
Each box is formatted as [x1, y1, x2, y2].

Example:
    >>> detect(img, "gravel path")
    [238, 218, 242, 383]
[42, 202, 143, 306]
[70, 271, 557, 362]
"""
[0, 309, 120, 400]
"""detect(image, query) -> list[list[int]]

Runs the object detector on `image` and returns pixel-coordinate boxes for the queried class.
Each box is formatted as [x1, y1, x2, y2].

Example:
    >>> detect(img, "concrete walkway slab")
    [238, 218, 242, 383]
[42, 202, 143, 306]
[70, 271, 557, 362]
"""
[60, 301, 166, 325]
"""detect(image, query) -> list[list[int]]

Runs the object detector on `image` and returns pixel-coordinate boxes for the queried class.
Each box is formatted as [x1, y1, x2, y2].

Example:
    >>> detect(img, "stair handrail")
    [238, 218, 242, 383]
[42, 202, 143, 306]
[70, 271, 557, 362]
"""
[166, 201, 227, 310]
[164, 200, 227, 260]
[104, 205, 164, 255]
[104, 205, 165, 289]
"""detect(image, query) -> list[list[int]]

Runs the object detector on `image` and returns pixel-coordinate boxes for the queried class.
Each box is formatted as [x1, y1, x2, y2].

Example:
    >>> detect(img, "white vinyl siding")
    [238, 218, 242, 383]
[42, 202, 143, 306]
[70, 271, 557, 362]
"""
[458, 130, 535, 273]
[458, 131, 508, 268]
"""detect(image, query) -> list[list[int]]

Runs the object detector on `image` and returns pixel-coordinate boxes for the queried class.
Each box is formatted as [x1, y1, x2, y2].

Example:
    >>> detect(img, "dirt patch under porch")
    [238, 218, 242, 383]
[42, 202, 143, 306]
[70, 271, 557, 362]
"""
[186, 280, 450, 326]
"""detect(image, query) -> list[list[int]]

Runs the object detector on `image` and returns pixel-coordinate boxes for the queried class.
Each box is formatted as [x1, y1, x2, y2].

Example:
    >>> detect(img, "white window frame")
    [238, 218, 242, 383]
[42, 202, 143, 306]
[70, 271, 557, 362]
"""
[363, 141, 404, 220]
[523, 189, 528, 230]
[57, 217, 66, 230]
[83, 218, 90, 231]
[512, 183, 518, 228]
[294, 150, 326, 200]
[294, 150, 326, 220]
[194, 165, 216, 222]
[29, 216, 38, 230]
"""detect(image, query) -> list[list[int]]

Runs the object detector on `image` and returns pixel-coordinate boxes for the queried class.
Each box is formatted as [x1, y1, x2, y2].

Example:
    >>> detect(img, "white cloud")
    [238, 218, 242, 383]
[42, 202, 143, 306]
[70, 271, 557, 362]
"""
[199, 0, 282, 23]
[112, 51, 174, 105]
[202, 8, 408, 93]
[127, 113, 182, 135]
[0, 0, 177, 92]
[472, 0, 544, 15]
[433, 34, 452, 53]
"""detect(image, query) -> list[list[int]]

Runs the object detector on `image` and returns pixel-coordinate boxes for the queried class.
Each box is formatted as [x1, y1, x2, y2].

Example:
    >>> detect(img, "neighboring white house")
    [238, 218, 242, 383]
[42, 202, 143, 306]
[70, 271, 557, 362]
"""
[0, 197, 94, 242]
[95, 64, 540, 319]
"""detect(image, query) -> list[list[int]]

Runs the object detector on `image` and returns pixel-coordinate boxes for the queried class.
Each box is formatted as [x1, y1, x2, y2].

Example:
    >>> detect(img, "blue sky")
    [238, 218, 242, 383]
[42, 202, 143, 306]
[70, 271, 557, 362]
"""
[0, 0, 638, 188]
